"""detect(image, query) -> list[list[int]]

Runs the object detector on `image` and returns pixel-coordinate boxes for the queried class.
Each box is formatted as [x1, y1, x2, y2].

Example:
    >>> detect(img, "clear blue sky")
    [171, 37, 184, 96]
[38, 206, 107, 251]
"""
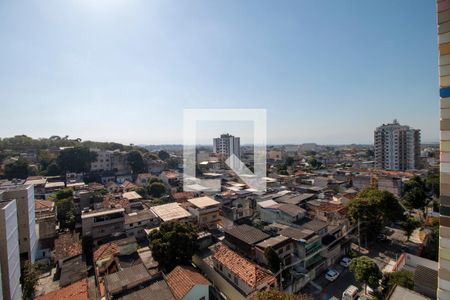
[0, 0, 439, 145]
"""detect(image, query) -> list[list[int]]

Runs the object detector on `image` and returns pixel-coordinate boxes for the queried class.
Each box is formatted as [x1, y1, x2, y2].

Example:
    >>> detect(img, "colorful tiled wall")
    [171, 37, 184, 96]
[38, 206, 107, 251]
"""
[438, 1, 450, 298]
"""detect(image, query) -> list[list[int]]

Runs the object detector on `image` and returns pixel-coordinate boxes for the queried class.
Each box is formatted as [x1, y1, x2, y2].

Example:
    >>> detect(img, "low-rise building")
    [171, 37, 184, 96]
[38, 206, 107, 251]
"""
[224, 224, 270, 257]
[124, 209, 159, 239]
[81, 208, 125, 241]
[212, 244, 277, 297]
[166, 266, 210, 300]
[187, 196, 221, 229]
[151, 203, 192, 223]
[35, 279, 88, 300]
[255, 235, 294, 266]
[104, 263, 152, 298]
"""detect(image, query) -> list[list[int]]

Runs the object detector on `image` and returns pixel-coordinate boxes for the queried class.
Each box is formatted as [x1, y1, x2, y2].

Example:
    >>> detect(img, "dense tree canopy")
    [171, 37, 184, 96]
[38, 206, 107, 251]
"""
[148, 182, 166, 198]
[349, 256, 382, 293]
[52, 190, 76, 230]
[4, 159, 32, 179]
[348, 188, 405, 236]
[423, 219, 439, 261]
[57, 147, 97, 173]
[402, 176, 429, 210]
[158, 150, 170, 160]
[149, 221, 198, 271]
[21, 261, 39, 300]
[401, 217, 421, 241]
[127, 150, 146, 174]
[381, 269, 413, 296]
[425, 173, 439, 198]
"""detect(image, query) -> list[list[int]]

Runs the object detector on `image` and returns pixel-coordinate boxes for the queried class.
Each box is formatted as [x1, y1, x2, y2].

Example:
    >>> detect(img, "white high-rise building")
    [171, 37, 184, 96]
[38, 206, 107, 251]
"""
[0, 193, 22, 300]
[374, 120, 421, 171]
[0, 184, 37, 263]
[213, 134, 241, 168]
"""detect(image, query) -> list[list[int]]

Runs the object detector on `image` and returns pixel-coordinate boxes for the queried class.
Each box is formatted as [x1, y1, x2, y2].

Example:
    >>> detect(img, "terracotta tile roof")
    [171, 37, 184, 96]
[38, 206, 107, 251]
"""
[162, 170, 178, 179]
[166, 266, 210, 300]
[35, 199, 55, 211]
[213, 244, 276, 289]
[94, 242, 119, 262]
[172, 192, 195, 202]
[35, 279, 88, 300]
[315, 202, 345, 213]
[54, 232, 82, 261]
[122, 180, 137, 190]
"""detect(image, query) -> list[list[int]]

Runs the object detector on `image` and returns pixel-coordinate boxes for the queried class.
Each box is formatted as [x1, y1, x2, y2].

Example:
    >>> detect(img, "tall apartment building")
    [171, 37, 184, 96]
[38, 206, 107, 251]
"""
[0, 184, 37, 262]
[0, 193, 22, 300]
[374, 120, 421, 171]
[213, 133, 241, 169]
[437, 2, 450, 298]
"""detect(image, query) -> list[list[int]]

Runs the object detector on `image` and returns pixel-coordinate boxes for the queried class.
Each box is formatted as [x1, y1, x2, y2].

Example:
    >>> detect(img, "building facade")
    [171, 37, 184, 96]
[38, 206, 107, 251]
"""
[0, 184, 37, 262]
[374, 120, 421, 171]
[438, 2, 450, 298]
[0, 198, 22, 300]
[213, 134, 241, 168]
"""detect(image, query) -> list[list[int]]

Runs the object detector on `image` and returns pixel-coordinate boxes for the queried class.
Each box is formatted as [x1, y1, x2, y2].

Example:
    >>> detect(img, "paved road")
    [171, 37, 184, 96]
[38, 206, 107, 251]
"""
[310, 266, 361, 300]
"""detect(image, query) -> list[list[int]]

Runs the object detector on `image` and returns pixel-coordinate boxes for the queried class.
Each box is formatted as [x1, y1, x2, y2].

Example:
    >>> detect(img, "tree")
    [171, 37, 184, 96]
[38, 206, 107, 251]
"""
[148, 182, 166, 198]
[4, 159, 30, 179]
[158, 150, 170, 160]
[255, 289, 313, 300]
[425, 173, 439, 198]
[55, 198, 76, 230]
[127, 150, 146, 174]
[401, 217, 421, 241]
[381, 269, 414, 296]
[285, 157, 295, 167]
[45, 162, 60, 176]
[166, 157, 179, 169]
[402, 176, 429, 211]
[53, 188, 74, 201]
[349, 256, 382, 294]
[37, 150, 57, 171]
[264, 247, 281, 273]
[21, 261, 39, 299]
[149, 221, 198, 271]
[423, 219, 439, 261]
[348, 188, 405, 238]
[308, 158, 322, 169]
[56, 147, 97, 173]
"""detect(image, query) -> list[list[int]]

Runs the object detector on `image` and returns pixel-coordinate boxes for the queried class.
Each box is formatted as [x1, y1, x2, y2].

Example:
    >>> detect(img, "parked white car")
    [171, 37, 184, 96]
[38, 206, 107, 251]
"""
[325, 268, 340, 282]
[340, 257, 352, 267]
[342, 285, 359, 300]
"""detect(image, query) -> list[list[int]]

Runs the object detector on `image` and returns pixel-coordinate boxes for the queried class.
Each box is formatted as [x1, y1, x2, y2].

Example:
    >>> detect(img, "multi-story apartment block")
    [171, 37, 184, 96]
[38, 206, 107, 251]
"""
[0, 184, 37, 262]
[374, 120, 421, 171]
[90, 149, 130, 174]
[0, 197, 22, 300]
[213, 134, 241, 168]
[81, 208, 125, 241]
